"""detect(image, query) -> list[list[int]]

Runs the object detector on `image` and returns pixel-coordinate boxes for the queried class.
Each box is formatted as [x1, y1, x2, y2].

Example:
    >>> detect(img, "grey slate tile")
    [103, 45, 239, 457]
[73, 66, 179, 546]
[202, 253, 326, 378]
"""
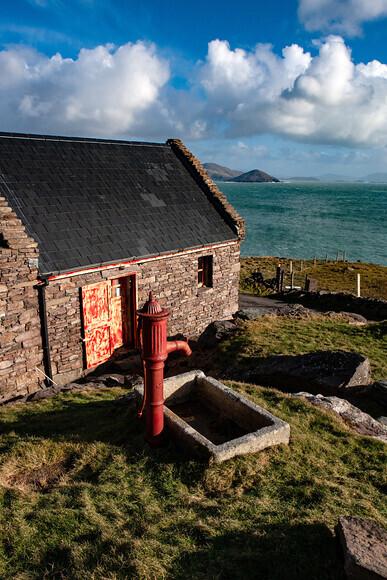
[0, 133, 238, 275]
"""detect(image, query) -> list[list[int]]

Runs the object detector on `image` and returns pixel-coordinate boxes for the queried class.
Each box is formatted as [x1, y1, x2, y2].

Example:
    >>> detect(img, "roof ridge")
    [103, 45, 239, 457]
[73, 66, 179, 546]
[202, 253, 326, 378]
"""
[0, 132, 167, 148]
[167, 139, 245, 241]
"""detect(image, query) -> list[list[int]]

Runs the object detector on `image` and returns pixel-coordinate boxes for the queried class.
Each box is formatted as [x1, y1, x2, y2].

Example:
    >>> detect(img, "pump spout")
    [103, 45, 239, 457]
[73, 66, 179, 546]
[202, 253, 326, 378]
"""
[167, 338, 192, 357]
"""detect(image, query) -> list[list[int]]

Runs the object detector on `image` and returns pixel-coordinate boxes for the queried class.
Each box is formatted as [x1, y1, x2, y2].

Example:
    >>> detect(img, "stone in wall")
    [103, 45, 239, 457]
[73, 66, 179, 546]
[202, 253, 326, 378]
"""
[0, 197, 44, 399]
[45, 243, 240, 385]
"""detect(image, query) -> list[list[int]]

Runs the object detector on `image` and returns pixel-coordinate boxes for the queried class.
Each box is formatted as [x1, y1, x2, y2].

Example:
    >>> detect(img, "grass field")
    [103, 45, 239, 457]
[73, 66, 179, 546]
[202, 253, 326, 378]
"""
[0, 258, 385, 578]
[0, 385, 386, 579]
[212, 316, 387, 382]
[240, 257, 387, 299]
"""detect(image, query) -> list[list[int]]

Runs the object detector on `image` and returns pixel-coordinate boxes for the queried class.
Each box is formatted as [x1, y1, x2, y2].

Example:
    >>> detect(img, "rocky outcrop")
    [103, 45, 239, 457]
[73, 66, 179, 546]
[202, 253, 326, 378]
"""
[336, 516, 387, 579]
[243, 351, 371, 395]
[292, 392, 387, 442]
[198, 320, 239, 348]
[282, 290, 387, 321]
[0, 372, 140, 406]
[366, 379, 387, 410]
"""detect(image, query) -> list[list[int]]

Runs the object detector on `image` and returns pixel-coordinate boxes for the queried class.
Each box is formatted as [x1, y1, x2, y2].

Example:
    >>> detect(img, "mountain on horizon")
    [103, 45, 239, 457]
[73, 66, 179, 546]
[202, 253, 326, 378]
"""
[203, 163, 387, 184]
[362, 173, 387, 183]
[319, 173, 355, 182]
[230, 169, 280, 183]
[202, 163, 242, 181]
[283, 176, 320, 182]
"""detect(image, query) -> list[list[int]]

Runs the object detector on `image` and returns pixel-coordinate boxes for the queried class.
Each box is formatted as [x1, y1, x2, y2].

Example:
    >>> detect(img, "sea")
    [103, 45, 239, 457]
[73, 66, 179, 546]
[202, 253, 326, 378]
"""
[217, 181, 387, 267]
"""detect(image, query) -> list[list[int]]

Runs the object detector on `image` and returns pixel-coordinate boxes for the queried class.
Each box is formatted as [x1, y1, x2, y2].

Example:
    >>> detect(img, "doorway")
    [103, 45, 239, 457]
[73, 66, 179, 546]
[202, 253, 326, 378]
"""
[81, 273, 137, 369]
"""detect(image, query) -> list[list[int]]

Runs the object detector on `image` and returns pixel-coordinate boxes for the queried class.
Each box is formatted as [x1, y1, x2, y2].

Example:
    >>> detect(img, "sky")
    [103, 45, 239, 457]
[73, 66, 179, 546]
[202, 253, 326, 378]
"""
[1, 0, 387, 178]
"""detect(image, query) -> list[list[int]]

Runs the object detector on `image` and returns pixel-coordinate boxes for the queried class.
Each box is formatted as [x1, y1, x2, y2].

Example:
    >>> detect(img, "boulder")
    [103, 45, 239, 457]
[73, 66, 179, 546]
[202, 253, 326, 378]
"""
[234, 307, 275, 320]
[276, 303, 312, 318]
[245, 351, 371, 395]
[26, 386, 60, 401]
[124, 374, 144, 389]
[88, 373, 126, 386]
[292, 392, 387, 441]
[61, 381, 106, 391]
[114, 392, 136, 407]
[336, 516, 387, 579]
[367, 379, 387, 410]
[340, 312, 368, 324]
[198, 320, 239, 348]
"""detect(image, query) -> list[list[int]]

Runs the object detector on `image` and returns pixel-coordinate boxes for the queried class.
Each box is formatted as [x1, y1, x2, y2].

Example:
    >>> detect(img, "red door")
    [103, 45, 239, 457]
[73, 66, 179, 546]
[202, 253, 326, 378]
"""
[82, 282, 112, 368]
[82, 275, 136, 369]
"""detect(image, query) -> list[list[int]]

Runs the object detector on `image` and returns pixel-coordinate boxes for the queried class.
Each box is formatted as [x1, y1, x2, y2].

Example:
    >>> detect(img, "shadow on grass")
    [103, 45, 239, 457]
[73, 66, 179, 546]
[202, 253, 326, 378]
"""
[173, 522, 344, 580]
[0, 393, 209, 486]
[0, 395, 137, 444]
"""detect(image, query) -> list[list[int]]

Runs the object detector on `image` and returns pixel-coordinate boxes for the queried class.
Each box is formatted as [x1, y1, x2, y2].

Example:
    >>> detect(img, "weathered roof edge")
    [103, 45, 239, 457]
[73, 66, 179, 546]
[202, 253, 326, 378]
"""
[0, 131, 165, 148]
[167, 139, 245, 242]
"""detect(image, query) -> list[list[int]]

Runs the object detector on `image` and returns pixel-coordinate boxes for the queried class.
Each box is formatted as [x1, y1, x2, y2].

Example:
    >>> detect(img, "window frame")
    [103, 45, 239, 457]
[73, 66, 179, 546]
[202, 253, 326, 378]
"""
[197, 255, 213, 288]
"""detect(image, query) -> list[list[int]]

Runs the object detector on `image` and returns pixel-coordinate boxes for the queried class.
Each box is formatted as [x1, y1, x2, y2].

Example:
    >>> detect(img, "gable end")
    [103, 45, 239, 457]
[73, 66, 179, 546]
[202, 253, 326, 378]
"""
[167, 139, 245, 242]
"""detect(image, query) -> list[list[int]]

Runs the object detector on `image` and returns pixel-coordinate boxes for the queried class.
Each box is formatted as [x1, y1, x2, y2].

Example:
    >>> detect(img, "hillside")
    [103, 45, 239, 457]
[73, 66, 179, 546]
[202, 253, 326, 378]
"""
[202, 163, 242, 181]
[362, 173, 387, 183]
[284, 176, 320, 182]
[230, 169, 280, 183]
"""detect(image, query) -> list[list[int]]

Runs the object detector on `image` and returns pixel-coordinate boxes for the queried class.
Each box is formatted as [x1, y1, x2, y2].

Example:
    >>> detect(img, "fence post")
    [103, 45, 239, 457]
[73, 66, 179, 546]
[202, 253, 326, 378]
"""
[291, 272, 294, 289]
[280, 271, 285, 292]
[325, 253, 328, 264]
[276, 264, 281, 292]
[289, 260, 293, 274]
[357, 274, 361, 297]
[314, 256, 317, 266]
[300, 260, 303, 271]
[343, 251, 346, 263]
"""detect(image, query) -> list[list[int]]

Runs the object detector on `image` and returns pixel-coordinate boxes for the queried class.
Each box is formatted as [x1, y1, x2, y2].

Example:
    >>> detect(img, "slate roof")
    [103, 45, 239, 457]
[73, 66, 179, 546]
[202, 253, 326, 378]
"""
[0, 133, 239, 276]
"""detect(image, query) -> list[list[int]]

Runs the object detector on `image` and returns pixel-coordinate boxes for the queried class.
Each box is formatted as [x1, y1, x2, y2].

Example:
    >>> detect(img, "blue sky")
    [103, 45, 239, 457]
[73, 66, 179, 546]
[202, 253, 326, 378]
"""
[1, 0, 387, 177]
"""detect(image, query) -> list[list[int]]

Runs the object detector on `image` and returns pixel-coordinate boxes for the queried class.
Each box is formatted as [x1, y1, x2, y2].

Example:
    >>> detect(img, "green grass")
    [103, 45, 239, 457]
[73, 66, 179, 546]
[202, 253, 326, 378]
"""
[240, 256, 387, 299]
[214, 316, 387, 381]
[0, 386, 386, 579]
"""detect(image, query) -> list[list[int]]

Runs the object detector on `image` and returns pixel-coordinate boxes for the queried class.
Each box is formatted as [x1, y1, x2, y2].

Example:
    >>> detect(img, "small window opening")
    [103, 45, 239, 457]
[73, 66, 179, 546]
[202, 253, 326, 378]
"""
[112, 282, 121, 298]
[198, 255, 213, 288]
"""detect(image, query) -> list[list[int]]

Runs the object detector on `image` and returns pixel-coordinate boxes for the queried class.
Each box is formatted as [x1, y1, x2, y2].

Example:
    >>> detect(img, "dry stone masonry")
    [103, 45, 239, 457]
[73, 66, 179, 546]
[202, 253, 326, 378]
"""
[0, 196, 44, 398]
[44, 244, 240, 386]
[0, 134, 244, 398]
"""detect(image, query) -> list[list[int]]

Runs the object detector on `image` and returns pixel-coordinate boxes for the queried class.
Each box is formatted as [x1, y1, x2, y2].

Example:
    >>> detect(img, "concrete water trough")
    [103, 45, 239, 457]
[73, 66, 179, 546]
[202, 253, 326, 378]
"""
[135, 370, 290, 463]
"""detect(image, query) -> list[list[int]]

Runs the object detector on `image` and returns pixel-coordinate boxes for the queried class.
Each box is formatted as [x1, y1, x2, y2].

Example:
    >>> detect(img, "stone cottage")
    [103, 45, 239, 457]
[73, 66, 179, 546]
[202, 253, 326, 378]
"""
[0, 133, 244, 399]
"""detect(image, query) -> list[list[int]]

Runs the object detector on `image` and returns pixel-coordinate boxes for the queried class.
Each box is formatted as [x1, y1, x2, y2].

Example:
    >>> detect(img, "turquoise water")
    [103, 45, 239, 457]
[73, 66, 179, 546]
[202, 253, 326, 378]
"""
[218, 181, 387, 266]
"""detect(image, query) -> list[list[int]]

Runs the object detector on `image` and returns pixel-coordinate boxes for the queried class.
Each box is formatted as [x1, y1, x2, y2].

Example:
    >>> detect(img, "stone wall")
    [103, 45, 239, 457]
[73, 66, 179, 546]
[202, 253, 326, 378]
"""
[283, 290, 387, 321]
[45, 243, 240, 385]
[0, 197, 44, 399]
[0, 206, 240, 395]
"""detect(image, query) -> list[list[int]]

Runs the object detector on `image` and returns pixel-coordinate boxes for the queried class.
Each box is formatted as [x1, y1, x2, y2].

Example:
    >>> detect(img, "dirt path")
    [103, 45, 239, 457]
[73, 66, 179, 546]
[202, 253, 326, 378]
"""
[238, 293, 326, 318]
[238, 294, 292, 311]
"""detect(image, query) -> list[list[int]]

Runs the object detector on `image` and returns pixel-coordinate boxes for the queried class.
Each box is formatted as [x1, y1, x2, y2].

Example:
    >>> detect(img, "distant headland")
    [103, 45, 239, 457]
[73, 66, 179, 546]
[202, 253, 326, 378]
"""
[203, 163, 279, 183]
[203, 163, 387, 183]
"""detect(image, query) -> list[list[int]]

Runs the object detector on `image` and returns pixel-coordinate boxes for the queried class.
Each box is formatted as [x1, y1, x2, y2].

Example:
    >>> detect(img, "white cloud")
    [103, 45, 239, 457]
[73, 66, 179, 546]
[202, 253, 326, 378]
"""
[199, 36, 387, 147]
[201, 39, 311, 112]
[0, 36, 386, 152]
[298, 0, 387, 35]
[0, 42, 170, 136]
